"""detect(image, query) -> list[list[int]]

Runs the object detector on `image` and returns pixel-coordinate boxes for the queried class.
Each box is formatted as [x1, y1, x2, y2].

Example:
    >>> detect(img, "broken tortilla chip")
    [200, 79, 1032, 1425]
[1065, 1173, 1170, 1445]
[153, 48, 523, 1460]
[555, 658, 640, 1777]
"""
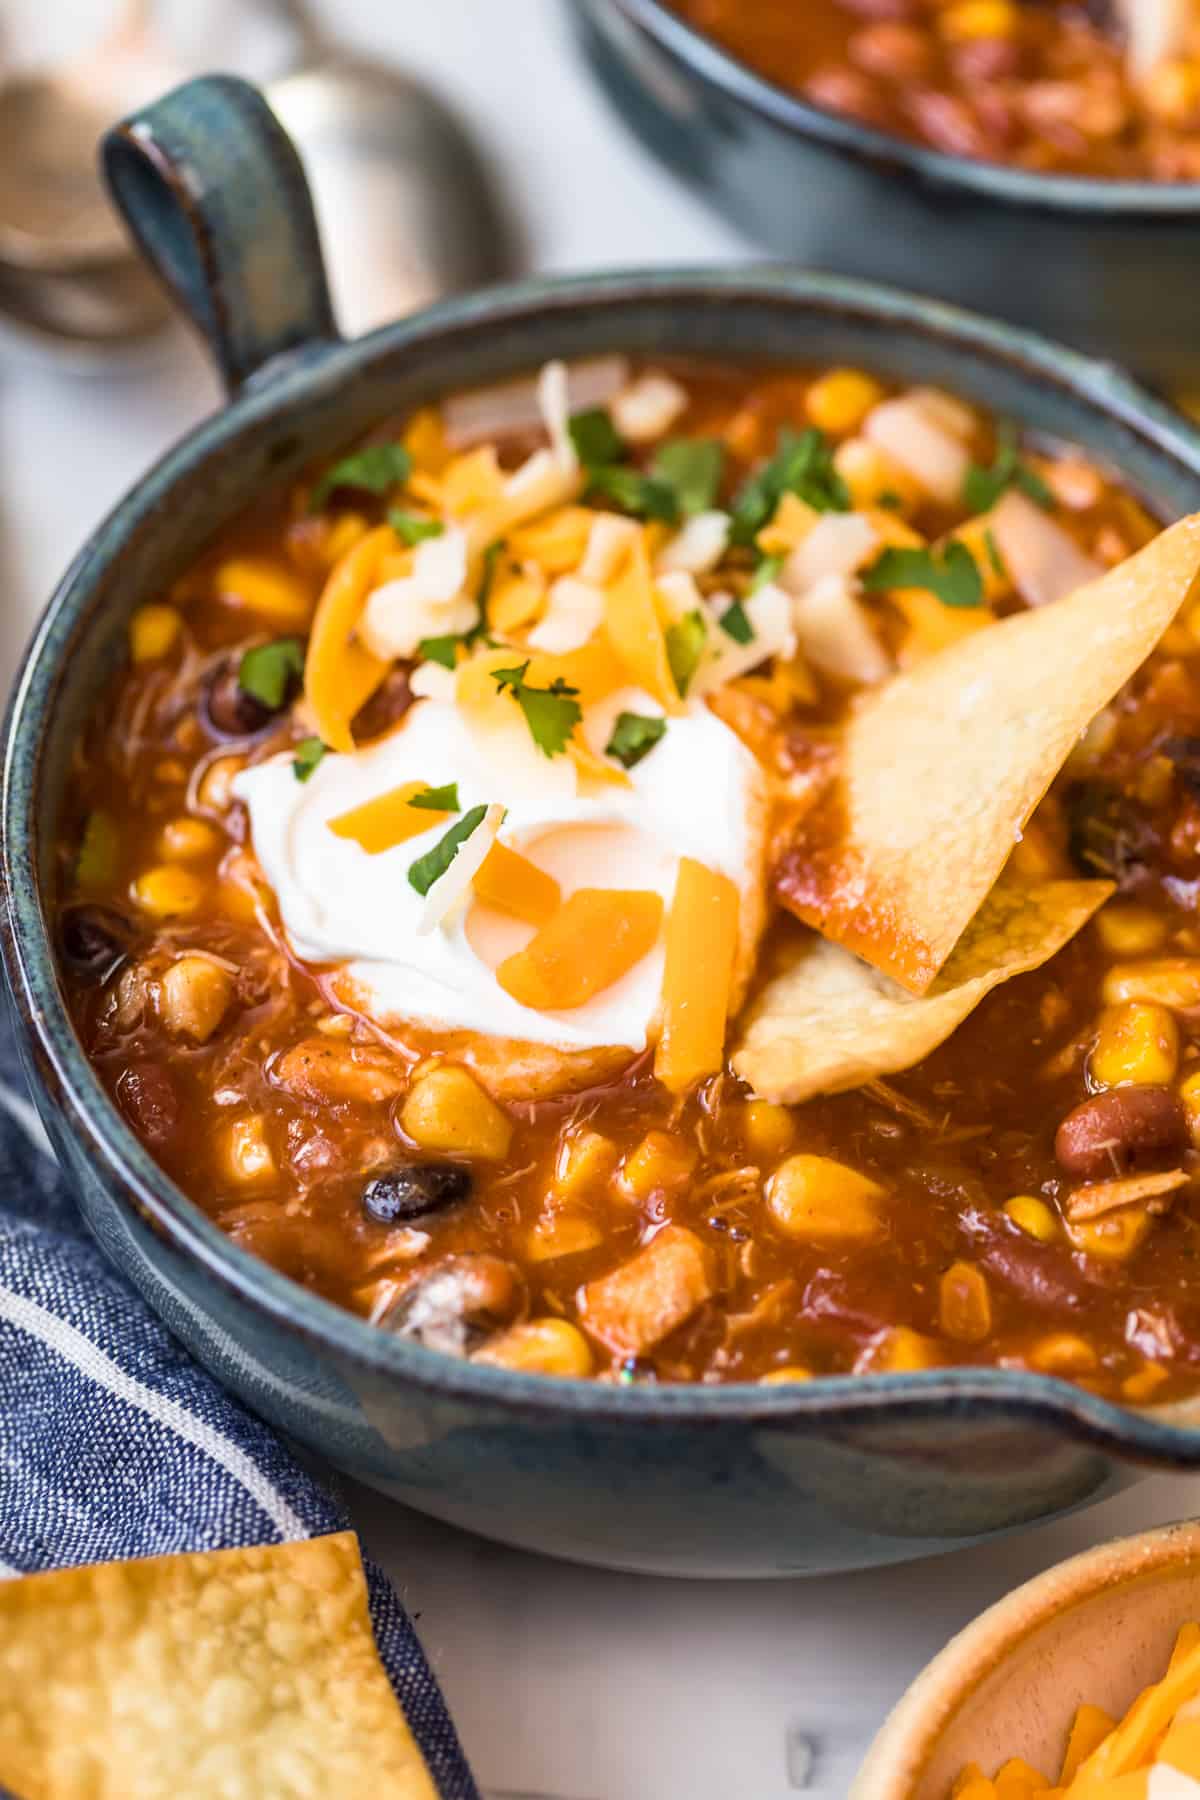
[0, 1532, 438, 1800]
[776, 515, 1200, 993]
[733, 877, 1111, 1105]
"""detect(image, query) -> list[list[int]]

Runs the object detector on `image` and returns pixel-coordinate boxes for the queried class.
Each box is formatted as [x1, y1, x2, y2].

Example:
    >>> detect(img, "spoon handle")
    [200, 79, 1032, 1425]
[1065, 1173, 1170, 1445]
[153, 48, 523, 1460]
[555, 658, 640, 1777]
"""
[101, 73, 338, 395]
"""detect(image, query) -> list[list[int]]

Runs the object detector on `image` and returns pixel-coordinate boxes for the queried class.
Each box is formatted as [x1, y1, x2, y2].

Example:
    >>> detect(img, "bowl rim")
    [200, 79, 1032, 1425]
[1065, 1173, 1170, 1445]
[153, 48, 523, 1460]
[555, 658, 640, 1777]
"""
[604, 0, 1200, 214]
[11, 260, 1200, 1437]
[851, 1514, 1200, 1797]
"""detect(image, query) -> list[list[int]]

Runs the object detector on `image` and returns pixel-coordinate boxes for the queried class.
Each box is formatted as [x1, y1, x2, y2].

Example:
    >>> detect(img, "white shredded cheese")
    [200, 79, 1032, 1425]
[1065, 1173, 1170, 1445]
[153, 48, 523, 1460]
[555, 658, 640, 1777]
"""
[359, 527, 474, 660]
[792, 574, 892, 685]
[865, 396, 970, 505]
[655, 510, 730, 576]
[410, 662, 457, 702]
[418, 801, 506, 935]
[780, 512, 879, 593]
[694, 583, 796, 693]
[527, 577, 606, 654]
[612, 372, 688, 443]
[537, 360, 575, 471]
[579, 514, 639, 584]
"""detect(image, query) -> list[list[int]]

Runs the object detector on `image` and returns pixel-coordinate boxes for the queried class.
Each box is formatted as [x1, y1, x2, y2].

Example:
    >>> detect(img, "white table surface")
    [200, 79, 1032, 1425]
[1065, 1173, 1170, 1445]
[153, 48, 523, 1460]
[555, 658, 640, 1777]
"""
[4, 4, 1199, 1796]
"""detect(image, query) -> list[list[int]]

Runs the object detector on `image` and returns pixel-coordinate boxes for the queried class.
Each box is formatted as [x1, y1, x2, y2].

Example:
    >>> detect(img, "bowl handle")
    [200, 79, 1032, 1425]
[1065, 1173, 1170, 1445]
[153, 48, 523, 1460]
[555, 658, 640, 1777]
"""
[101, 73, 338, 396]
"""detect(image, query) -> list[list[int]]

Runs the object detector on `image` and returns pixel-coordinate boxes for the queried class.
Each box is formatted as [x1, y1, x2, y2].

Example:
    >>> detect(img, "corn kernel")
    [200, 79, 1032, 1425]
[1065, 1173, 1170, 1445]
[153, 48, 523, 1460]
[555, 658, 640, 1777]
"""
[939, 0, 1018, 42]
[472, 1318, 593, 1378]
[1065, 1204, 1156, 1264]
[1181, 1070, 1200, 1146]
[553, 1129, 618, 1200]
[859, 1327, 941, 1374]
[130, 865, 206, 919]
[158, 816, 223, 861]
[805, 369, 884, 437]
[1004, 1195, 1059, 1243]
[196, 755, 245, 815]
[401, 1065, 513, 1161]
[1094, 904, 1168, 956]
[158, 955, 233, 1043]
[214, 555, 315, 629]
[833, 438, 923, 515]
[224, 1114, 276, 1185]
[1102, 958, 1200, 1009]
[939, 1262, 993, 1345]
[619, 1130, 698, 1201]
[759, 1366, 813, 1385]
[1123, 1360, 1170, 1404]
[129, 603, 181, 664]
[766, 1154, 885, 1243]
[1089, 1000, 1179, 1088]
[525, 1212, 604, 1263]
[1007, 821, 1064, 883]
[741, 1100, 795, 1161]
[1028, 1332, 1097, 1376]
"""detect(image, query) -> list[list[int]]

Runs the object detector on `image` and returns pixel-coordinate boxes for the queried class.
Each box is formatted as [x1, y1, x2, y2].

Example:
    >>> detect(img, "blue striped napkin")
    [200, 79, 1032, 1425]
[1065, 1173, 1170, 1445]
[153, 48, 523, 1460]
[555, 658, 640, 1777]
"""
[0, 998, 478, 1800]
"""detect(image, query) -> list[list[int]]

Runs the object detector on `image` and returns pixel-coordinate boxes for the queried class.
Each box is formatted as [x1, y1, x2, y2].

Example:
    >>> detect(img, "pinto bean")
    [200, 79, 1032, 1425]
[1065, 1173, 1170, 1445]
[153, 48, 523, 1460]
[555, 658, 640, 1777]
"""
[1054, 1086, 1188, 1180]
[116, 1063, 179, 1146]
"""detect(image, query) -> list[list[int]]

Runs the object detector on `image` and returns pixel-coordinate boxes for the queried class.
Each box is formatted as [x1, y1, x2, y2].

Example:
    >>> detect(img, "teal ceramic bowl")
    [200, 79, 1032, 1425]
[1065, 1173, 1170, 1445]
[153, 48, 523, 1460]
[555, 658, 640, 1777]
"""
[8, 75, 1200, 1577]
[574, 0, 1200, 384]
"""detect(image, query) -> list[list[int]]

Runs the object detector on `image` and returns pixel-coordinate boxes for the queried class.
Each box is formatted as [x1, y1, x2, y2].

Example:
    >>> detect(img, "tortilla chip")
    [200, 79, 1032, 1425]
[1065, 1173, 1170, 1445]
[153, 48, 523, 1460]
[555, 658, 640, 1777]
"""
[776, 516, 1200, 993]
[733, 877, 1111, 1104]
[1065, 1167, 1190, 1221]
[0, 1532, 438, 1799]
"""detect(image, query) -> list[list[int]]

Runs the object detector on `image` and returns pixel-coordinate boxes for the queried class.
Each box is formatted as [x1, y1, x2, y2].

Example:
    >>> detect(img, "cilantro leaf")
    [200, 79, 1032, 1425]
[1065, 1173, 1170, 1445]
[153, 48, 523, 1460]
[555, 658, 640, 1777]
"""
[651, 438, 725, 516]
[477, 539, 503, 612]
[583, 465, 680, 523]
[491, 661, 583, 758]
[877, 489, 904, 512]
[569, 407, 624, 468]
[750, 552, 784, 594]
[606, 711, 668, 770]
[665, 609, 708, 696]
[409, 782, 460, 812]
[389, 510, 444, 545]
[984, 527, 1006, 578]
[417, 635, 459, 670]
[963, 423, 1054, 515]
[862, 541, 984, 610]
[718, 599, 755, 645]
[238, 637, 305, 709]
[407, 805, 488, 897]
[309, 443, 412, 512]
[729, 427, 849, 546]
[292, 737, 327, 783]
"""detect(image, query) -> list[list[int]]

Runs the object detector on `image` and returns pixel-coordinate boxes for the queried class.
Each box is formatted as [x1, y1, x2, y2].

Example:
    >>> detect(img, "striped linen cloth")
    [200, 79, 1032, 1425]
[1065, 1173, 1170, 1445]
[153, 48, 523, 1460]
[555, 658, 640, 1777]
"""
[0, 998, 478, 1800]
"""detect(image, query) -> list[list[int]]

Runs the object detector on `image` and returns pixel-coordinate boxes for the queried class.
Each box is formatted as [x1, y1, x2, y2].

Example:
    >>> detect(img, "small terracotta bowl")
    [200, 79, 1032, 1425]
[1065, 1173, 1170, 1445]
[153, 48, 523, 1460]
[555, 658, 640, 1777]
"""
[853, 1518, 1200, 1797]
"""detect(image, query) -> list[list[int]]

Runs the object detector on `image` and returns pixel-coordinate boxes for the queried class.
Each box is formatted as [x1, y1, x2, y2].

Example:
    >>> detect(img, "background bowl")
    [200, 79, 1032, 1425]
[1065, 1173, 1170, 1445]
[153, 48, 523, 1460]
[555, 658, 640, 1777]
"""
[852, 1517, 1200, 1796]
[572, 0, 1200, 385]
[9, 75, 1200, 1577]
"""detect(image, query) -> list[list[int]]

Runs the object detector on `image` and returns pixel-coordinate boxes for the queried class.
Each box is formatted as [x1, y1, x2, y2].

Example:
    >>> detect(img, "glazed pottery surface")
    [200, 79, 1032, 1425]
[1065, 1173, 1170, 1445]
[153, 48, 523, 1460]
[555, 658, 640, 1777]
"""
[574, 0, 1200, 384]
[853, 1518, 1200, 1796]
[9, 76, 1200, 1576]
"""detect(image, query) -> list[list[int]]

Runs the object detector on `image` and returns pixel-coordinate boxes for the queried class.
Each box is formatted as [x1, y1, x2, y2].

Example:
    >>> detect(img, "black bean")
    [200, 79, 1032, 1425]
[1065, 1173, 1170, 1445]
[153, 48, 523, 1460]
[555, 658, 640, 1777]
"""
[59, 904, 133, 985]
[362, 1162, 472, 1225]
[204, 664, 276, 739]
[116, 1063, 179, 1146]
[1065, 780, 1154, 889]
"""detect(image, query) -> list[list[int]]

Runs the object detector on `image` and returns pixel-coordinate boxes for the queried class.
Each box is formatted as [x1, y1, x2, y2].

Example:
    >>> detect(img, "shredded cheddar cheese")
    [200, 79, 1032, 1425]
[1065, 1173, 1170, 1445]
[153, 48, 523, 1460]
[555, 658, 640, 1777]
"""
[602, 529, 685, 714]
[655, 858, 739, 1093]
[328, 782, 453, 853]
[472, 841, 561, 925]
[304, 525, 394, 753]
[950, 1624, 1200, 1796]
[496, 889, 664, 1011]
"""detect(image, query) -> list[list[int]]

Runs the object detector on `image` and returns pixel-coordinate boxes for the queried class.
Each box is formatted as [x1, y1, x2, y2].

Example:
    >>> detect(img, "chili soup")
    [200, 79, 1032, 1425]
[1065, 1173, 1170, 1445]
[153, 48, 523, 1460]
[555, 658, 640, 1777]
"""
[55, 354, 1200, 1395]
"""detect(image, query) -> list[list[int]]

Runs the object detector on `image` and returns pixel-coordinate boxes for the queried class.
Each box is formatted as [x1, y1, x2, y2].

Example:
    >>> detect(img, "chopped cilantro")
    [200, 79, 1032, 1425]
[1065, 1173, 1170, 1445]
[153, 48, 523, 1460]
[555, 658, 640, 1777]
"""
[389, 510, 444, 545]
[651, 438, 725, 516]
[606, 712, 667, 770]
[877, 489, 904, 512]
[583, 465, 680, 523]
[569, 407, 624, 467]
[984, 527, 1006, 578]
[292, 737, 327, 783]
[750, 552, 785, 593]
[491, 661, 583, 758]
[309, 443, 411, 511]
[410, 782, 460, 812]
[729, 427, 849, 546]
[963, 423, 1054, 514]
[416, 635, 459, 671]
[407, 805, 488, 897]
[719, 599, 755, 645]
[862, 541, 984, 610]
[665, 609, 708, 696]
[477, 539, 504, 612]
[238, 637, 305, 709]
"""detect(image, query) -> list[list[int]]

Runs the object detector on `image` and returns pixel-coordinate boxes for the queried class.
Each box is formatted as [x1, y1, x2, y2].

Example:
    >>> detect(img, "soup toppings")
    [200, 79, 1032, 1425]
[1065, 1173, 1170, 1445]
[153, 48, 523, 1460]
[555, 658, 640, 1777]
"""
[58, 354, 1200, 1392]
[672, 0, 1200, 180]
[951, 1620, 1200, 1795]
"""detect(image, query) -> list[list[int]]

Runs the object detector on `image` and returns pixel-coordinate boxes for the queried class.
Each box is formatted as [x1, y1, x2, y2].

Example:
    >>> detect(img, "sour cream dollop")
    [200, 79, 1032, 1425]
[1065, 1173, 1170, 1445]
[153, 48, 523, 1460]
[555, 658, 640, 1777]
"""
[234, 692, 760, 1052]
